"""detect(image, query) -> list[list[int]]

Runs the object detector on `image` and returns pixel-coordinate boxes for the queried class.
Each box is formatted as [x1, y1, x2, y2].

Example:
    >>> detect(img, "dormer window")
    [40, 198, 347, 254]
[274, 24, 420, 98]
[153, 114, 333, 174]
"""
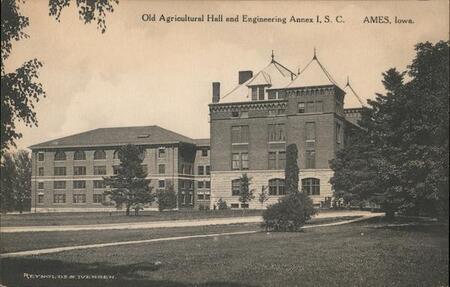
[251, 86, 266, 101]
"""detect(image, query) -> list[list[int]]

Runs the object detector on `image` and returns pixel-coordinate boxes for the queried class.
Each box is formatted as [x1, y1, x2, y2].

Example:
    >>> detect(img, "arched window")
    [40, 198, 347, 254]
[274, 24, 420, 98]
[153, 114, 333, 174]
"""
[73, 150, 86, 160]
[54, 151, 66, 161]
[93, 150, 106, 160]
[302, 178, 320, 195]
[268, 178, 285, 195]
[113, 150, 120, 159]
[231, 179, 241, 196]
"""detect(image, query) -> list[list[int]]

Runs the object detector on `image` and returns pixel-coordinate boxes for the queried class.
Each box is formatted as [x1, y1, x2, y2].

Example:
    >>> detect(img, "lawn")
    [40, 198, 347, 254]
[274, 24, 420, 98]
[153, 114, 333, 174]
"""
[1, 217, 448, 287]
[0, 209, 264, 227]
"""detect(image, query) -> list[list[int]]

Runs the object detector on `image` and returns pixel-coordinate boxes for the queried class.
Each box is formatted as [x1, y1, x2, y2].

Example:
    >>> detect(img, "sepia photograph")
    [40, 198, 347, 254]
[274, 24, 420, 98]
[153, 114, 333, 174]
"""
[0, 0, 449, 286]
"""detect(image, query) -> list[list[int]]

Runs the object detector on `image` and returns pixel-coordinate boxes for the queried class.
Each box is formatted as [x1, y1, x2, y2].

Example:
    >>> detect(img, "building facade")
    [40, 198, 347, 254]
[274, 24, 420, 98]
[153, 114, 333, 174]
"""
[29, 52, 362, 212]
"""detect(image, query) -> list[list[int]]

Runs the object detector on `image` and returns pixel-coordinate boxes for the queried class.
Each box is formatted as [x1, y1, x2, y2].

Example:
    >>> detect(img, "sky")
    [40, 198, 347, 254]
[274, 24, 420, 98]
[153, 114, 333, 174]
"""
[6, 0, 449, 151]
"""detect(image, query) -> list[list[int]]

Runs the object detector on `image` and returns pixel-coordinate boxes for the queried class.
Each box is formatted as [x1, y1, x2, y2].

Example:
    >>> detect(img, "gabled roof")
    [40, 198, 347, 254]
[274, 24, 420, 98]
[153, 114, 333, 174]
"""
[220, 59, 296, 103]
[29, 125, 196, 149]
[343, 79, 365, 109]
[286, 55, 339, 89]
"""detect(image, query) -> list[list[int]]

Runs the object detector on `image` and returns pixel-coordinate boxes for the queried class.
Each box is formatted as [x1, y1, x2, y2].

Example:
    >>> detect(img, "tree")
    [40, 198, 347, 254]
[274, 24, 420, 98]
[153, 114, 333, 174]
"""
[331, 41, 449, 220]
[1, 0, 118, 156]
[13, 150, 31, 213]
[156, 184, 177, 211]
[0, 152, 17, 213]
[285, 144, 299, 194]
[238, 173, 255, 209]
[103, 144, 154, 216]
[258, 185, 269, 208]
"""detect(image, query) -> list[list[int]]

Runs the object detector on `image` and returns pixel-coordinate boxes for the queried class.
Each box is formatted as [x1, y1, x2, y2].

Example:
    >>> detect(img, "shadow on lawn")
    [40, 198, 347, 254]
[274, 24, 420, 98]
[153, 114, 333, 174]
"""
[0, 257, 257, 287]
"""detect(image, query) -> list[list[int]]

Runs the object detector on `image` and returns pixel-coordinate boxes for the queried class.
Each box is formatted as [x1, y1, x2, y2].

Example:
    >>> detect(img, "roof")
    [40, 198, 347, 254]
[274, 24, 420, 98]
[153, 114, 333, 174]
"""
[286, 56, 339, 89]
[343, 80, 365, 109]
[29, 125, 197, 149]
[220, 59, 296, 103]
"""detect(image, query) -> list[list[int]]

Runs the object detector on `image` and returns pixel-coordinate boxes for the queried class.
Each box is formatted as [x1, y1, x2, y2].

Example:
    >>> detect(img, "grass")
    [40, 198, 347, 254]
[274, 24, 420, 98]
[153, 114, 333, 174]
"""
[0, 216, 360, 253]
[0, 209, 264, 227]
[1, 217, 448, 287]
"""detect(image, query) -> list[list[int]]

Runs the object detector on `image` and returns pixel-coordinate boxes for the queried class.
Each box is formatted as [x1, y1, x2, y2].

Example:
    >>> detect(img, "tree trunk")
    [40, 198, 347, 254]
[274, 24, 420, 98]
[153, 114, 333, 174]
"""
[126, 206, 130, 216]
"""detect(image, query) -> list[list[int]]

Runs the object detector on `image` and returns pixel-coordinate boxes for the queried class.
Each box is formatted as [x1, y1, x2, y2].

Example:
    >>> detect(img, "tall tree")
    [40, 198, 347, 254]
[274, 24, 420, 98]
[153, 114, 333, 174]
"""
[13, 150, 31, 213]
[1, 0, 118, 155]
[331, 41, 449, 220]
[258, 185, 269, 208]
[0, 152, 17, 212]
[103, 144, 154, 216]
[238, 173, 255, 209]
[285, 144, 299, 194]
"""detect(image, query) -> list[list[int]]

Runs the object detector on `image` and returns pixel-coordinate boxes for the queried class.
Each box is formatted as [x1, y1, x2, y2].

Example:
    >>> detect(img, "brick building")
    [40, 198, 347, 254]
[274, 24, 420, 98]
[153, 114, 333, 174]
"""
[29, 52, 362, 212]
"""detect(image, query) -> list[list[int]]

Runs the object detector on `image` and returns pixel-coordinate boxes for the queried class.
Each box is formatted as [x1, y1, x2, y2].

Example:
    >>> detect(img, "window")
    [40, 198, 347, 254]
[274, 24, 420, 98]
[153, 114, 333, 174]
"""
[198, 181, 204, 189]
[38, 167, 44, 176]
[302, 178, 320, 195]
[231, 203, 239, 208]
[53, 181, 66, 189]
[158, 180, 165, 189]
[158, 148, 166, 158]
[201, 149, 208, 157]
[231, 126, 249, 144]
[336, 122, 342, 144]
[258, 86, 265, 100]
[73, 150, 86, 160]
[241, 203, 249, 208]
[316, 101, 324, 112]
[53, 194, 66, 203]
[54, 151, 66, 161]
[158, 164, 165, 174]
[305, 122, 316, 169]
[73, 166, 86, 176]
[198, 166, 204, 175]
[268, 124, 286, 142]
[268, 151, 286, 170]
[206, 165, 211, 175]
[93, 180, 106, 189]
[38, 194, 44, 203]
[241, 153, 249, 169]
[232, 179, 241, 196]
[94, 150, 106, 160]
[113, 165, 120, 175]
[198, 194, 205, 200]
[205, 194, 211, 200]
[231, 110, 239, 118]
[306, 101, 315, 113]
[298, 102, 305, 113]
[269, 178, 285, 195]
[38, 152, 44, 161]
[93, 194, 106, 203]
[54, 167, 66, 176]
[94, 166, 106, 175]
[38, 182, 44, 189]
[205, 181, 211, 189]
[232, 153, 248, 170]
[268, 90, 277, 100]
[305, 150, 316, 169]
[73, 194, 86, 204]
[73, 180, 86, 189]
[251, 87, 258, 101]
[232, 153, 240, 170]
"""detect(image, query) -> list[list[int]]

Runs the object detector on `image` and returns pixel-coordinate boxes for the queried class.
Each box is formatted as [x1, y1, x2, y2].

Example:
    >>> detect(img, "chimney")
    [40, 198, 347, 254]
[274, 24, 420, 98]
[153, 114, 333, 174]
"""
[212, 82, 220, 103]
[238, 71, 253, 84]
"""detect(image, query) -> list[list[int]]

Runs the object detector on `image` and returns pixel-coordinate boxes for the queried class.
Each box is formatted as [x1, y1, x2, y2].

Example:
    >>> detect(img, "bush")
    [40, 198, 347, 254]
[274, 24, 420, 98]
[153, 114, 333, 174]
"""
[262, 192, 316, 232]
[156, 188, 177, 211]
[216, 198, 228, 210]
[198, 204, 210, 211]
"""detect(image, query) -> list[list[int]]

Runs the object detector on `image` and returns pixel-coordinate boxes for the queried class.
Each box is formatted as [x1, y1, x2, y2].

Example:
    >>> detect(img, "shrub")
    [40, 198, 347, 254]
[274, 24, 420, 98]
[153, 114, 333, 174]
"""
[198, 204, 210, 211]
[156, 187, 177, 211]
[262, 192, 316, 232]
[216, 198, 228, 210]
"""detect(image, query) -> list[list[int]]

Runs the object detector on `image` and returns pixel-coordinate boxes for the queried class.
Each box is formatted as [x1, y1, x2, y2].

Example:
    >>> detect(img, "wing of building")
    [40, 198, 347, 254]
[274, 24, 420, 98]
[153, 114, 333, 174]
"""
[30, 52, 363, 212]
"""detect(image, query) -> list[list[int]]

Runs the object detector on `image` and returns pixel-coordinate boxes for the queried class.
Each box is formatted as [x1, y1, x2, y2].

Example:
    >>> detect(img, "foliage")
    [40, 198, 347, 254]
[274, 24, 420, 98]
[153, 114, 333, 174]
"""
[0, 150, 31, 213]
[238, 173, 255, 208]
[258, 185, 269, 208]
[156, 184, 177, 212]
[198, 204, 210, 211]
[331, 41, 449, 220]
[103, 144, 154, 216]
[262, 192, 316, 231]
[216, 198, 228, 210]
[285, 144, 299, 194]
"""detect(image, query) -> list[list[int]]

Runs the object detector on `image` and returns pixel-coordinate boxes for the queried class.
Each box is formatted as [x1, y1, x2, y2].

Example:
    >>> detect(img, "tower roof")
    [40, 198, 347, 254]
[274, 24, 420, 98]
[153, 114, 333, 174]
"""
[343, 77, 365, 108]
[220, 57, 296, 103]
[286, 54, 339, 89]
